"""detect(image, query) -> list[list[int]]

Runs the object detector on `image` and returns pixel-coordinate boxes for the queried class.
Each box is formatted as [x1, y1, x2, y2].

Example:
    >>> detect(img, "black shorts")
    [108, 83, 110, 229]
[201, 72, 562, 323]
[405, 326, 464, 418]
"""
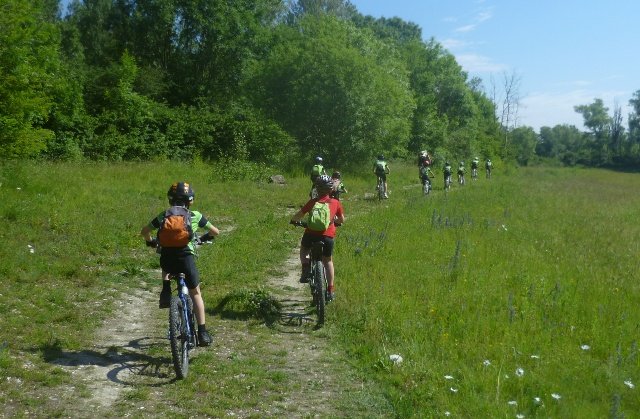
[160, 251, 200, 289]
[376, 173, 387, 182]
[301, 234, 335, 257]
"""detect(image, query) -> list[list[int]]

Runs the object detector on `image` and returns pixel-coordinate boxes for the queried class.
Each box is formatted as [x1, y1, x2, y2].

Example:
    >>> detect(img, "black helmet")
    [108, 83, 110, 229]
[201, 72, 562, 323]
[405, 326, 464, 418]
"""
[315, 156, 323, 163]
[378, 154, 385, 160]
[315, 174, 334, 193]
[168, 182, 194, 205]
[332, 171, 341, 179]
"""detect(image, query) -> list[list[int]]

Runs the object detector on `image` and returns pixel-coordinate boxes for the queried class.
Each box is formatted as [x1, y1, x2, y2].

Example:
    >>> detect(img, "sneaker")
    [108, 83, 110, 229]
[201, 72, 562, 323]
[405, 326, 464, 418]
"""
[299, 274, 309, 284]
[198, 330, 212, 347]
[326, 291, 335, 302]
[299, 265, 310, 283]
[159, 289, 171, 309]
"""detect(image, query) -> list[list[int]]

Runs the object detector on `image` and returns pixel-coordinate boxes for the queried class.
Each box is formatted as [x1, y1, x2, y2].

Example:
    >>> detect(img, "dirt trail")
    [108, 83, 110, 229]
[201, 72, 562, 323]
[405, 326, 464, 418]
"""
[49, 248, 386, 417]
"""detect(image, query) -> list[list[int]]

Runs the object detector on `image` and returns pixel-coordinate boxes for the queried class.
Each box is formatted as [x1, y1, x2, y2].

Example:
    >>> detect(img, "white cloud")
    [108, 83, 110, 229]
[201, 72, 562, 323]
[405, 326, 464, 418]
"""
[519, 89, 632, 131]
[441, 38, 471, 50]
[476, 11, 493, 23]
[455, 53, 507, 73]
[455, 24, 477, 33]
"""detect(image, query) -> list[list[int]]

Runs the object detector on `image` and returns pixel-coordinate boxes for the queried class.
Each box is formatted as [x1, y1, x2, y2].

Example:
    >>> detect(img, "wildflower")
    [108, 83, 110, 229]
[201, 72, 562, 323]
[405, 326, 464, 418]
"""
[508, 400, 517, 406]
[483, 359, 491, 366]
[530, 355, 540, 359]
[551, 393, 561, 400]
[516, 414, 525, 419]
[444, 375, 454, 380]
[16, 187, 21, 191]
[581, 344, 590, 351]
[624, 380, 635, 389]
[450, 387, 458, 393]
[444, 412, 451, 417]
[27, 244, 35, 254]
[389, 354, 403, 364]
[515, 367, 525, 377]
[533, 397, 542, 404]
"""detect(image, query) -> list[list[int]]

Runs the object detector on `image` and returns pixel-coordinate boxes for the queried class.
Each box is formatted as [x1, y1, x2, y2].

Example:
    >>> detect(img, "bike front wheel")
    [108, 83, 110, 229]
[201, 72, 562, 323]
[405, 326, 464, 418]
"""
[169, 296, 190, 379]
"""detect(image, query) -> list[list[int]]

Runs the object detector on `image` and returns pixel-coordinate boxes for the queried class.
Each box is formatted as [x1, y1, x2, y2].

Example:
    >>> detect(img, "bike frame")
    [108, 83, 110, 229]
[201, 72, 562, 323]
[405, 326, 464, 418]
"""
[376, 176, 386, 200]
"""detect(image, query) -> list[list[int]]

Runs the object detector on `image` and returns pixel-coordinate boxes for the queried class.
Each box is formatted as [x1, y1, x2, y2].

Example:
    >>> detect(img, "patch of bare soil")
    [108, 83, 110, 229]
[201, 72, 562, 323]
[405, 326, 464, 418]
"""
[51, 282, 170, 416]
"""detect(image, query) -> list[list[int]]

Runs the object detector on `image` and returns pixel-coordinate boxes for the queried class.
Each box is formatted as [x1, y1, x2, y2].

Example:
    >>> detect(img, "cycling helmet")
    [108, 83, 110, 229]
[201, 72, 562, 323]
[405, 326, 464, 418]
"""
[332, 171, 341, 179]
[378, 154, 385, 160]
[315, 156, 323, 163]
[315, 174, 334, 192]
[168, 181, 195, 205]
[460, 161, 464, 165]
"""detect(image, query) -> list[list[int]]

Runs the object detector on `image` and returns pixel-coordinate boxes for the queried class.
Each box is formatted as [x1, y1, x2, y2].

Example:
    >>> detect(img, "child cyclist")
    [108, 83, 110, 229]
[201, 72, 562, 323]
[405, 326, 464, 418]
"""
[373, 154, 390, 198]
[330, 171, 348, 200]
[290, 175, 345, 302]
[140, 182, 218, 346]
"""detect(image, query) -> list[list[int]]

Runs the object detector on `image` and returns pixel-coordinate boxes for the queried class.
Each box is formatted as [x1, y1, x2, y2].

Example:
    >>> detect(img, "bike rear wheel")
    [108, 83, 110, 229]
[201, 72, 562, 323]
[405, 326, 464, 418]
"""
[313, 260, 326, 325]
[169, 296, 190, 379]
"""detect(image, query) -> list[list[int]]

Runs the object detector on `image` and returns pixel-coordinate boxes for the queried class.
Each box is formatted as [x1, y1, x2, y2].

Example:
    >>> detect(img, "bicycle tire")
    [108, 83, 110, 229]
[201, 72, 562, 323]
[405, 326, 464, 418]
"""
[313, 260, 326, 325]
[169, 296, 189, 379]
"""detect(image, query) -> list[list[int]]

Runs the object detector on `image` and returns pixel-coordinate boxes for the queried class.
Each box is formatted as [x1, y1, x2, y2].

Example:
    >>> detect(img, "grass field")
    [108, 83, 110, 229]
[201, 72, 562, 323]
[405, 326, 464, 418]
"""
[0, 160, 638, 417]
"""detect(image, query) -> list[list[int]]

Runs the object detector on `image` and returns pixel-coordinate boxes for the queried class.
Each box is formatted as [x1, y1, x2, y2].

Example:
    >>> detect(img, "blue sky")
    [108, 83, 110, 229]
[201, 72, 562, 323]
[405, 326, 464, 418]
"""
[349, 0, 640, 131]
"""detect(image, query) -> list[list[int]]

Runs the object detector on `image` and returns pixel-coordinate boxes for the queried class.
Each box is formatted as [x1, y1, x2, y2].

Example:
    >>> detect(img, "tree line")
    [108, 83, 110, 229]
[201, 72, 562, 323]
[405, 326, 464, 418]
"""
[3, 0, 638, 170]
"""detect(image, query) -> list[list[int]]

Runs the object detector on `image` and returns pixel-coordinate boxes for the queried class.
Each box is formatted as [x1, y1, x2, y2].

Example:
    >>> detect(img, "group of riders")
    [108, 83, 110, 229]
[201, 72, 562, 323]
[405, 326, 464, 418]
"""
[141, 153, 493, 341]
[418, 151, 493, 191]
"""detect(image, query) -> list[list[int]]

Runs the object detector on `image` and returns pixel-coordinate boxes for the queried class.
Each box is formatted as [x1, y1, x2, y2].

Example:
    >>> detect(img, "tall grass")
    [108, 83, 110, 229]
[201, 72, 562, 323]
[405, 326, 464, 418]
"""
[334, 166, 640, 417]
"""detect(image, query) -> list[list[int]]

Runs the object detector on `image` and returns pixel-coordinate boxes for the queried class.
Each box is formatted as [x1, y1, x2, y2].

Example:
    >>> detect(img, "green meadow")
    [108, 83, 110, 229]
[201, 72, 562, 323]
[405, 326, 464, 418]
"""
[1, 161, 638, 417]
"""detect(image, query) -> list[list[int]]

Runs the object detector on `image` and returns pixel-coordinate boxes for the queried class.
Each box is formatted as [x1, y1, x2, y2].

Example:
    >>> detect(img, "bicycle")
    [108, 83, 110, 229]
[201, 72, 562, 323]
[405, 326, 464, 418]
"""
[471, 168, 478, 180]
[291, 221, 330, 326]
[458, 172, 465, 185]
[444, 174, 452, 191]
[168, 272, 198, 379]
[376, 176, 387, 200]
[486, 168, 492, 179]
[421, 177, 431, 196]
[152, 237, 212, 379]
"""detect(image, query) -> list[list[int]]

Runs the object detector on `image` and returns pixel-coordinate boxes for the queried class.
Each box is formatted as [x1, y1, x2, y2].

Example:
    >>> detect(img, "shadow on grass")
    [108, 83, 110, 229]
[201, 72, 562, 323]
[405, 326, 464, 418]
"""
[37, 336, 178, 386]
[211, 289, 321, 329]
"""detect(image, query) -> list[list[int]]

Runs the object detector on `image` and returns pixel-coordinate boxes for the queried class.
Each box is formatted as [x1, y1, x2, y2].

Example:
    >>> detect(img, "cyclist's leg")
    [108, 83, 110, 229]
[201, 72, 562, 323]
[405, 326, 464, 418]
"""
[321, 237, 335, 296]
[188, 285, 206, 326]
[299, 236, 312, 282]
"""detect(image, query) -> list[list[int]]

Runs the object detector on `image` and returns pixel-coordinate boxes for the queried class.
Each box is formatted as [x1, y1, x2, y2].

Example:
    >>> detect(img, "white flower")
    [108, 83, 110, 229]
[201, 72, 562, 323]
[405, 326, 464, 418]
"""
[444, 375, 454, 380]
[551, 393, 561, 400]
[508, 400, 517, 406]
[581, 344, 590, 351]
[389, 354, 403, 364]
[483, 359, 491, 366]
[516, 414, 525, 419]
[530, 355, 540, 359]
[501, 224, 508, 231]
[533, 397, 542, 404]
[16, 187, 21, 191]
[444, 412, 451, 417]
[450, 387, 458, 393]
[624, 380, 635, 389]
[515, 367, 525, 377]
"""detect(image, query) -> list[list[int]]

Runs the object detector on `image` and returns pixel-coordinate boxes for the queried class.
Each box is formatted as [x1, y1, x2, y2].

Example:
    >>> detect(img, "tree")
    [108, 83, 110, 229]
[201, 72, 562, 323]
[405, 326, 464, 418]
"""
[509, 126, 538, 165]
[574, 98, 612, 165]
[247, 15, 414, 167]
[0, 0, 61, 157]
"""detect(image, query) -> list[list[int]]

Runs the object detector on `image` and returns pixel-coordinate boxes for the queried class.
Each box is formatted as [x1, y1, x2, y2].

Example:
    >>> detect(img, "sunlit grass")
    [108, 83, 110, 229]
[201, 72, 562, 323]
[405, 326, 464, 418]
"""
[334, 166, 640, 417]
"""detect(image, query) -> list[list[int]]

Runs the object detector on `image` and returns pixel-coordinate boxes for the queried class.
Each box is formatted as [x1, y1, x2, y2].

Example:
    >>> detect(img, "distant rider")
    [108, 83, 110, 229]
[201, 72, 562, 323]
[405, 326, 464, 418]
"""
[330, 171, 348, 200]
[457, 161, 466, 185]
[309, 156, 327, 197]
[373, 154, 390, 198]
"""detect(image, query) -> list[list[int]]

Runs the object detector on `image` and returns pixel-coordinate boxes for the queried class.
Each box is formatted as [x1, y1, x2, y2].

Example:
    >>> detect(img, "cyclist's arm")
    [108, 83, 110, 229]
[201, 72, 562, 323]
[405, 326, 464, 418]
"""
[140, 224, 154, 242]
[335, 203, 345, 225]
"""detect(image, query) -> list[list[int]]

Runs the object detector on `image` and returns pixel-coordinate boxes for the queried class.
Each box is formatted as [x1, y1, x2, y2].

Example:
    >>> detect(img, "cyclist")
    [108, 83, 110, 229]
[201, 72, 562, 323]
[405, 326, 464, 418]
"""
[417, 150, 429, 166]
[443, 161, 453, 189]
[309, 156, 327, 198]
[140, 182, 218, 346]
[419, 159, 435, 192]
[457, 161, 466, 185]
[290, 175, 345, 302]
[485, 158, 493, 178]
[471, 157, 479, 179]
[330, 171, 348, 200]
[373, 154, 390, 198]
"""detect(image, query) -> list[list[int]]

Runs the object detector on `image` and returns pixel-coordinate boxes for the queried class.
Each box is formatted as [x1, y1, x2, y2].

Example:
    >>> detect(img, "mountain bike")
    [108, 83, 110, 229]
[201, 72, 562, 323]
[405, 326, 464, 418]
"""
[168, 273, 198, 379]
[486, 167, 492, 179]
[291, 221, 330, 326]
[444, 173, 452, 191]
[471, 167, 478, 180]
[421, 177, 431, 195]
[376, 176, 387, 200]
[458, 172, 466, 185]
